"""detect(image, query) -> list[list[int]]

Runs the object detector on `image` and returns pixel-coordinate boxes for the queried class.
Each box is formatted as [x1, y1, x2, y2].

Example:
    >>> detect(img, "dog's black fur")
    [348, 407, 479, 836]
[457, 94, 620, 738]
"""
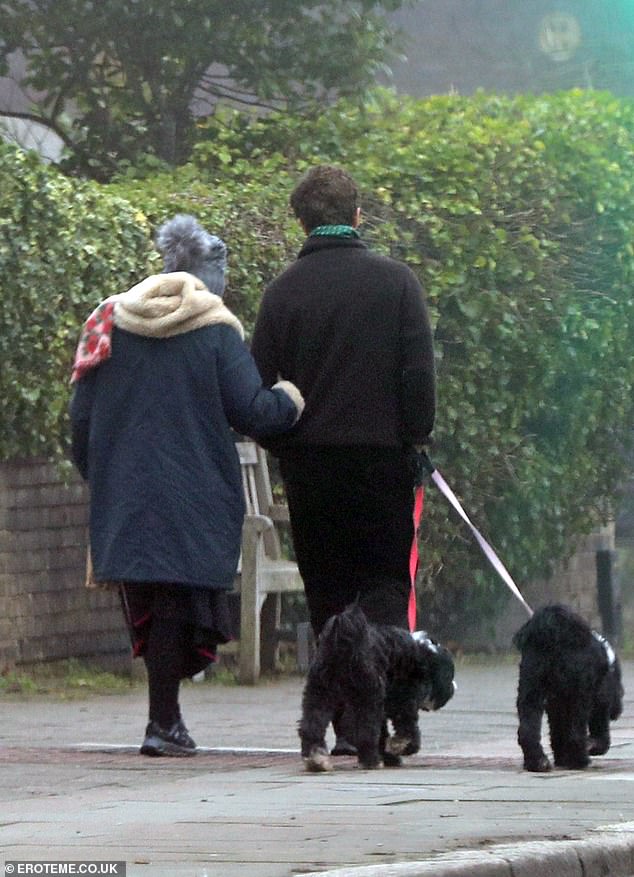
[299, 604, 455, 771]
[513, 603, 624, 772]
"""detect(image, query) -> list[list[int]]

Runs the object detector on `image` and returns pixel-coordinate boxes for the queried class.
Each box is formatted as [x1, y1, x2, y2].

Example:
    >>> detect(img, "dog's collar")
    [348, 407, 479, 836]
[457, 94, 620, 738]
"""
[412, 630, 439, 653]
[592, 630, 616, 668]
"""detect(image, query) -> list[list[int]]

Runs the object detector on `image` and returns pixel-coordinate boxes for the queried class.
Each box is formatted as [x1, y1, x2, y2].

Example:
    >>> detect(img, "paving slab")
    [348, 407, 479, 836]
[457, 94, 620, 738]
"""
[0, 661, 632, 877]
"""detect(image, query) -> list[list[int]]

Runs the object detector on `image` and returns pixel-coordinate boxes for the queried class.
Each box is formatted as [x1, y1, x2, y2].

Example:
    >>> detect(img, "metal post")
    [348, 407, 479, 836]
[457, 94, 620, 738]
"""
[596, 549, 621, 645]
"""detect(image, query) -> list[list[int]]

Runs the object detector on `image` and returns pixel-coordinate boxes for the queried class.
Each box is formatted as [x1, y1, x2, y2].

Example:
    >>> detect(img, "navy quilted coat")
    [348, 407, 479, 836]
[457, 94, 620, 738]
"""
[70, 324, 298, 590]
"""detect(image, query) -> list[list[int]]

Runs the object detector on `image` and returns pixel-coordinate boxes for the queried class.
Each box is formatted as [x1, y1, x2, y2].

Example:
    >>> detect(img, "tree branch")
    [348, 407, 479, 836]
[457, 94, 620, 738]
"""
[0, 109, 74, 150]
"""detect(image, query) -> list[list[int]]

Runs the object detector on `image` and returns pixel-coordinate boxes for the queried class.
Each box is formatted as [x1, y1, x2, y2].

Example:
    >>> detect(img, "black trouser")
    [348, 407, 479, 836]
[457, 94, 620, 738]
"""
[280, 447, 415, 637]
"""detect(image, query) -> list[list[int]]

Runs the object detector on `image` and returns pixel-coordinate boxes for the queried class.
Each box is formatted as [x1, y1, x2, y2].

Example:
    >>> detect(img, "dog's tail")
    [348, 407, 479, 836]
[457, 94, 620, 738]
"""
[316, 603, 371, 666]
[512, 603, 592, 652]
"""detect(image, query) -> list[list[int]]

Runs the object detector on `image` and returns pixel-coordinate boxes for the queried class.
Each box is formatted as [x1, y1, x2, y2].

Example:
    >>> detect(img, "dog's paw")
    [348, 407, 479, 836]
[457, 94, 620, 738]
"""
[587, 736, 609, 756]
[385, 735, 411, 756]
[524, 754, 552, 772]
[303, 746, 333, 773]
[382, 751, 403, 767]
[358, 759, 383, 770]
[554, 754, 590, 770]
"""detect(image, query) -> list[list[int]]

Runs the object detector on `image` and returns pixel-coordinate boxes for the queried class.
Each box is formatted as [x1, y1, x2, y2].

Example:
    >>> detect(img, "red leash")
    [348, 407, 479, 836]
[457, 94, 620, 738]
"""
[408, 485, 424, 632]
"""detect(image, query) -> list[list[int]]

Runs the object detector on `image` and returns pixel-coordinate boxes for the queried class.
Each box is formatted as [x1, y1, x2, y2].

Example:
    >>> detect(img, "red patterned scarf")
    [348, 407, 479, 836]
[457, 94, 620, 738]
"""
[71, 300, 117, 383]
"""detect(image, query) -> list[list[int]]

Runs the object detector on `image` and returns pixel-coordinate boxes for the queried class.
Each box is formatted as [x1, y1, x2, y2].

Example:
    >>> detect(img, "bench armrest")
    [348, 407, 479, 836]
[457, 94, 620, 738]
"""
[267, 504, 291, 524]
[243, 513, 274, 534]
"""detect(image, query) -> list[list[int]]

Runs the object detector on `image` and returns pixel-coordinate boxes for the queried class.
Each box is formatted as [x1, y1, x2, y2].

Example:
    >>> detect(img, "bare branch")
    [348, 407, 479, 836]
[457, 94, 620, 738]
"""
[0, 109, 74, 150]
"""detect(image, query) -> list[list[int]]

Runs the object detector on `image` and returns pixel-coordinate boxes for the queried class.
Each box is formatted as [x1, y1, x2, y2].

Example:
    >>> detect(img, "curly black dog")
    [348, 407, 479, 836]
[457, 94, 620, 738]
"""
[513, 603, 624, 772]
[299, 603, 456, 771]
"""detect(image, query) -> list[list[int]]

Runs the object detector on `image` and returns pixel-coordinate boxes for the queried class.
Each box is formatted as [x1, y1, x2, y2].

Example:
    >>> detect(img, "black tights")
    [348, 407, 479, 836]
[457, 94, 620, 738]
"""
[144, 616, 191, 728]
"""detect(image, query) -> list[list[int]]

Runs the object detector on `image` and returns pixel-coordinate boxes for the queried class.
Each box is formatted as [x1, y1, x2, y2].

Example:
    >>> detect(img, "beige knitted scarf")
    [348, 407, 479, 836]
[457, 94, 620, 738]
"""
[72, 272, 244, 382]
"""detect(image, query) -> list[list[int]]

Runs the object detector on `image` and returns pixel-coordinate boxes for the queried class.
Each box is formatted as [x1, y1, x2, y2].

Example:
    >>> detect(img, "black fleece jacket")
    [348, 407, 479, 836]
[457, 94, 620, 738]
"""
[251, 235, 435, 454]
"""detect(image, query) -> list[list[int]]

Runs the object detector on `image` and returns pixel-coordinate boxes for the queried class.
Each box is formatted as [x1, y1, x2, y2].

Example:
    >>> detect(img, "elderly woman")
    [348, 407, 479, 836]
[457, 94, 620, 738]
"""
[70, 215, 303, 757]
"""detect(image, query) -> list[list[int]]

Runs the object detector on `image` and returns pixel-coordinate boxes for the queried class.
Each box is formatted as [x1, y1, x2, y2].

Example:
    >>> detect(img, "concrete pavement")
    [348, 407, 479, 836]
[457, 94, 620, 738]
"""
[1, 660, 633, 877]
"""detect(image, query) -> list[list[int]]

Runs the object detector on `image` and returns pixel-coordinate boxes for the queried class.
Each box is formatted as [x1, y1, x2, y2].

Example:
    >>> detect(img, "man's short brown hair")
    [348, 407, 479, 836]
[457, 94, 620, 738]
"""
[290, 165, 360, 232]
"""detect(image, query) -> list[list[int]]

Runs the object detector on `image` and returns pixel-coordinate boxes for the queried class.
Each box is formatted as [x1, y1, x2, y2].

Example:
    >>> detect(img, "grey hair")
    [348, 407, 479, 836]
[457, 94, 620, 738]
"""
[155, 214, 227, 296]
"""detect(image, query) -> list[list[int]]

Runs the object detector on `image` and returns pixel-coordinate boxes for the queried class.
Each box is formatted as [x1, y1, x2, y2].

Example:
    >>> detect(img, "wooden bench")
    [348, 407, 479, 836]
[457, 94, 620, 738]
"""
[233, 441, 304, 684]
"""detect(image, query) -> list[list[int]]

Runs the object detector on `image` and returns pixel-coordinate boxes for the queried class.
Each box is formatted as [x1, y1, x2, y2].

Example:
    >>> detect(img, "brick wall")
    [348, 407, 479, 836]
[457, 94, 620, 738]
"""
[0, 457, 618, 666]
[0, 458, 129, 670]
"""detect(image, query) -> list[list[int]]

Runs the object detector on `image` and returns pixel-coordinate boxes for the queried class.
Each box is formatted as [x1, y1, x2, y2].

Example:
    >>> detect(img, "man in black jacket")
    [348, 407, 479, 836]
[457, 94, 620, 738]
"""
[252, 166, 436, 745]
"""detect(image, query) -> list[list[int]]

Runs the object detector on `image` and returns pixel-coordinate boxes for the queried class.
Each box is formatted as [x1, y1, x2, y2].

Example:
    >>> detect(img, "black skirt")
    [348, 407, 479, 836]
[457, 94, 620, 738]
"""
[119, 582, 235, 678]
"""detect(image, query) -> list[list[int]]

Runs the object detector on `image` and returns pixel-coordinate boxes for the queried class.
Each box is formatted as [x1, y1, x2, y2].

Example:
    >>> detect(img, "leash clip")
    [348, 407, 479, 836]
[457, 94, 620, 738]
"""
[410, 448, 435, 487]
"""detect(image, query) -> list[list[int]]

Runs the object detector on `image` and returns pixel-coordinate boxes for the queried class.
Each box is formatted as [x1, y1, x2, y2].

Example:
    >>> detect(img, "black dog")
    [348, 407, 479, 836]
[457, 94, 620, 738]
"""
[513, 603, 624, 772]
[299, 604, 456, 771]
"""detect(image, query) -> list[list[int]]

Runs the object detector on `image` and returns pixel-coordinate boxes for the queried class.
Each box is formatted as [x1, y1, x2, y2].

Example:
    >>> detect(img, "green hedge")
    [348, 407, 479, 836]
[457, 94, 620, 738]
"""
[0, 145, 152, 459]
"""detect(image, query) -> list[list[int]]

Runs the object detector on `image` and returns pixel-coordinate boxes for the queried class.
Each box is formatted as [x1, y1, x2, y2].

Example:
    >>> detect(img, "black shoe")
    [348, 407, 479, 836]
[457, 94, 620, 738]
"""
[331, 736, 357, 757]
[140, 719, 197, 757]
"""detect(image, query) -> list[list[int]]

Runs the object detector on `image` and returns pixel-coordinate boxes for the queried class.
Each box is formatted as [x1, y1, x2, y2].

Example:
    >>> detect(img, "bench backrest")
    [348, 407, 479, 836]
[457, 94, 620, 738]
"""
[236, 441, 282, 560]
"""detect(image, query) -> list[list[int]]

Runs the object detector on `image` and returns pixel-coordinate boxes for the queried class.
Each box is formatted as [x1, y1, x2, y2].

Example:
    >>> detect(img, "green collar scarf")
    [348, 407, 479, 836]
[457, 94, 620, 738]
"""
[310, 224, 360, 238]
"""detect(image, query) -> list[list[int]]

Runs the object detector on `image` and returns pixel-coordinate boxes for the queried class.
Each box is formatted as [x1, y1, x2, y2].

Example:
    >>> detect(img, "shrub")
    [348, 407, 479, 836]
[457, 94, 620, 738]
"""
[0, 145, 152, 459]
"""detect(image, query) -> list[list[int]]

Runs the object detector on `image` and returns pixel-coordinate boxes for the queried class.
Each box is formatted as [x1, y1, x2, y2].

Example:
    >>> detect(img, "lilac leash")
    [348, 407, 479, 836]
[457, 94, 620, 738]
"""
[417, 453, 533, 618]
